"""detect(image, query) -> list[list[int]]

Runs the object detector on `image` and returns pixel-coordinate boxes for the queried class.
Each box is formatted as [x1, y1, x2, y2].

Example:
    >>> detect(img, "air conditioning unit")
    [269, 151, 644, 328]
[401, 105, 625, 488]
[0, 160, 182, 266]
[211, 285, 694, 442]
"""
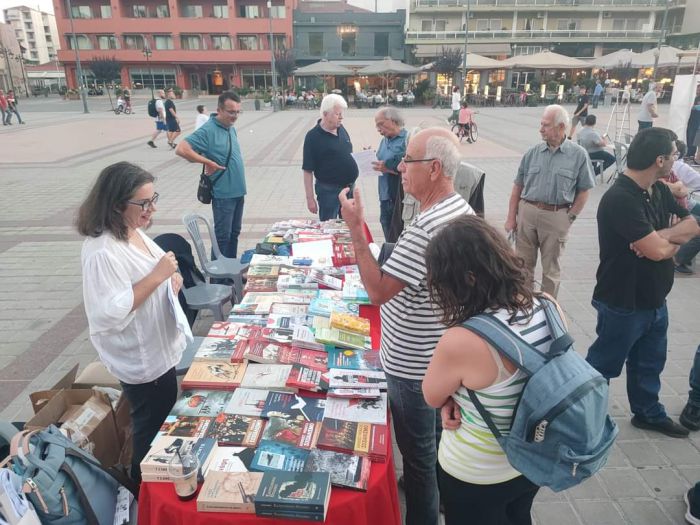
[603, 11, 612, 18]
[536, 12, 545, 19]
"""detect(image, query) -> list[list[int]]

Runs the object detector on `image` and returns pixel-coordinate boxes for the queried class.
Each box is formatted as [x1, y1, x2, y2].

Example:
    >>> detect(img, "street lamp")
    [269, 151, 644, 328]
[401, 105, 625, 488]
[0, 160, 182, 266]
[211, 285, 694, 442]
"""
[462, 0, 471, 96]
[267, 0, 278, 111]
[66, 0, 89, 113]
[15, 54, 30, 97]
[652, 0, 671, 80]
[0, 46, 17, 93]
[143, 42, 155, 99]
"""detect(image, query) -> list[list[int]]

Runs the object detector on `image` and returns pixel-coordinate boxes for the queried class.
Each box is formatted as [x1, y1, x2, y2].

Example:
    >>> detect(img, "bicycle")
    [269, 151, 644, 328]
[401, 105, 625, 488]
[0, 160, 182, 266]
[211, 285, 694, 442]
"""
[451, 121, 478, 144]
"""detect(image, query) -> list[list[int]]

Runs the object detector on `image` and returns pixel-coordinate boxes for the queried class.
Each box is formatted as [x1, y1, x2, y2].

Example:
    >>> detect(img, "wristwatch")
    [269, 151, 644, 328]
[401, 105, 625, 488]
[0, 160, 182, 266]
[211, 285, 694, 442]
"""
[567, 213, 577, 223]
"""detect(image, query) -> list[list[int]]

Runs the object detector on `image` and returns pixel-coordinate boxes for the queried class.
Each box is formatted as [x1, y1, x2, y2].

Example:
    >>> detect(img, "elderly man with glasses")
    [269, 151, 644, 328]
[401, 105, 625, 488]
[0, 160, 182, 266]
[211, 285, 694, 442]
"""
[340, 127, 474, 525]
[177, 91, 246, 258]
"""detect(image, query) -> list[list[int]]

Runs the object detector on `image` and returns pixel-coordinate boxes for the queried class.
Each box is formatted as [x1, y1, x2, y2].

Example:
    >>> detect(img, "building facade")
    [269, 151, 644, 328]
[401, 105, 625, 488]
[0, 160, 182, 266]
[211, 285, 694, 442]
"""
[3, 5, 60, 64]
[53, 0, 296, 92]
[0, 22, 26, 94]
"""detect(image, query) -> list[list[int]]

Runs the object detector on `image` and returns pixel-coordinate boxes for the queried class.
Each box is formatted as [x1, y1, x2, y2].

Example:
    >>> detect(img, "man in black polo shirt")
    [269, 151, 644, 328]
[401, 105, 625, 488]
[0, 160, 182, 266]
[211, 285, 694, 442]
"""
[586, 128, 700, 438]
[302, 94, 358, 220]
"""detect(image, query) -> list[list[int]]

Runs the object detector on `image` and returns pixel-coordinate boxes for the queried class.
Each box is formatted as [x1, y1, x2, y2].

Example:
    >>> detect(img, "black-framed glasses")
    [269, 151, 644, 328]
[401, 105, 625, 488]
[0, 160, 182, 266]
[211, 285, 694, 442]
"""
[401, 157, 437, 164]
[222, 108, 242, 116]
[127, 192, 159, 211]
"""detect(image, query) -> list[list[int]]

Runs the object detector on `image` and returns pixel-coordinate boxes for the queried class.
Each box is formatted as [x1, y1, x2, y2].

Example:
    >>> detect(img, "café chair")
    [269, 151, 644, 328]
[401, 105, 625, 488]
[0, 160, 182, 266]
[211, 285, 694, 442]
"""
[182, 213, 248, 303]
[182, 282, 232, 322]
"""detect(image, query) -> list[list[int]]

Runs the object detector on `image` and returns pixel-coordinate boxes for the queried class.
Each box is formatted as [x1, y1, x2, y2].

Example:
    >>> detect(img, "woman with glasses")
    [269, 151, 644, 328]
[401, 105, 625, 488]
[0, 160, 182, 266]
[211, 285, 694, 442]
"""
[76, 161, 192, 483]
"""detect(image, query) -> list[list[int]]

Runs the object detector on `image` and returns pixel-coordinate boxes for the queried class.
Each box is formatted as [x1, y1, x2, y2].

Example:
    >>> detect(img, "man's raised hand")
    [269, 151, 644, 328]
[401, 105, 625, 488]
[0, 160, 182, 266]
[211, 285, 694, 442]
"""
[339, 186, 364, 229]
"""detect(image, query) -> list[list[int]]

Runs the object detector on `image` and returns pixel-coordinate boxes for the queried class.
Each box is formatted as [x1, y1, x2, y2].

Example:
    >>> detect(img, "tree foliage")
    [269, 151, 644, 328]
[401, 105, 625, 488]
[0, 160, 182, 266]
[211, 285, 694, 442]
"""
[433, 47, 463, 85]
[89, 56, 122, 84]
[274, 48, 296, 89]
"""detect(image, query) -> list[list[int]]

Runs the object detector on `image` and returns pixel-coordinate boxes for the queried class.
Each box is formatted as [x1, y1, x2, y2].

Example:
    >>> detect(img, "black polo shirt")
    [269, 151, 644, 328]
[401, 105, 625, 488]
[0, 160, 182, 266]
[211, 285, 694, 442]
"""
[302, 120, 358, 186]
[593, 174, 688, 310]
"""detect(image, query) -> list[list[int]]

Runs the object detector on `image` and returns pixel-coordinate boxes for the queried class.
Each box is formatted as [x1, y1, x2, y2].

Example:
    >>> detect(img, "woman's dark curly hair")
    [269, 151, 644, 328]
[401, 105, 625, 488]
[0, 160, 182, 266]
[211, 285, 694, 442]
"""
[425, 214, 536, 326]
[76, 162, 155, 241]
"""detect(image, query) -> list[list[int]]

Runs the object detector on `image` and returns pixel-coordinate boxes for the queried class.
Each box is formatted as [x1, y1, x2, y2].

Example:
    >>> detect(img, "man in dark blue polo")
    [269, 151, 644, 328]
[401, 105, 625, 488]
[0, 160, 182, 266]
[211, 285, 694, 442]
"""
[176, 91, 246, 258]
[302, 94, 358, 221]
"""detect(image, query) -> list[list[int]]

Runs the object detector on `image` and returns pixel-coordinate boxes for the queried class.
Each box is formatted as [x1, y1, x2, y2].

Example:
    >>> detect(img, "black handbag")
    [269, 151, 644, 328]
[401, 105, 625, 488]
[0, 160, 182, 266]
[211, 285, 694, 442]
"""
[196, 130, 232, 204]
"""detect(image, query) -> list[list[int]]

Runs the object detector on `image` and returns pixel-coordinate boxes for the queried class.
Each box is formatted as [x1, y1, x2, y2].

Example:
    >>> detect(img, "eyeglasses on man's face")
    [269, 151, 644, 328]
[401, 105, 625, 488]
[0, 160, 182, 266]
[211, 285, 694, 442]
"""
[401, 156, 437, 164]
[220, 106, 242, 116]
[127, 192, 159, 211]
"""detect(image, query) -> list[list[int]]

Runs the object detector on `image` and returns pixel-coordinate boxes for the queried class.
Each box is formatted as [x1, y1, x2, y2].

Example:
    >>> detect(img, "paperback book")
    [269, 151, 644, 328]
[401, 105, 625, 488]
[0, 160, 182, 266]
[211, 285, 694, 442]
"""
[327, 369, 387, 390]
[327, 388, 382, 399]
[250, 440, 310, 472]
[262, 391, 327, 422]
[241, 338, 293, 365]
[244, 277, 280, 293]
[247, 264, 281, 278]
[224, 388, 270, 417]
[279, 347, 328, 372]
[327, 348, 382, 371]
[329, 312, 371, 337]
[141, 436, 216, 478]
[317, 418, 389, 462]
[181, 361, 247, 390]
[285, 364, 327, 392]
[206, 413, 266, 447]
[170, 389, 232, 417]
[207, 446, 256, 473]
[226, 314, 268, 326]
[157, 415, 213, 440]
[249, 254, 293, 266]
[255, 471, 331, 521]
[197, 472, 264, 513]
[291, 326, 326, 351]
[308, 298, 359, 318]
[206, 321, 247, 339]
[303, 449, 371, 491]
[240, 363, 295, 392]
[193, 337, 238, 361]
[323, 393, 388, 425]
[314, 327, 372, 351]
[261, 416, 321, 450]
[270, 303, 309, 316]
[306, 268, 343, 290]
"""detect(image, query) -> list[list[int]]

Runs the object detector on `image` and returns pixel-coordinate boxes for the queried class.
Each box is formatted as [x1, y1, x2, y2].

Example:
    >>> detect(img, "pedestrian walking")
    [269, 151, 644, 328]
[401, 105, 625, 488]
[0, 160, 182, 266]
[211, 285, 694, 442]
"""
[147, 89, 167, 148]
[5, 90, 25, 124]
[165, 88, 181, 149]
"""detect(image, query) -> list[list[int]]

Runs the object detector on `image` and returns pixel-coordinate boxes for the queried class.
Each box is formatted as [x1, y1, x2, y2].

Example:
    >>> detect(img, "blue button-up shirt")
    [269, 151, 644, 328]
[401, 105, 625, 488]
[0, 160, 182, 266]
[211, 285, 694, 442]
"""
[376, 128, 407, 202]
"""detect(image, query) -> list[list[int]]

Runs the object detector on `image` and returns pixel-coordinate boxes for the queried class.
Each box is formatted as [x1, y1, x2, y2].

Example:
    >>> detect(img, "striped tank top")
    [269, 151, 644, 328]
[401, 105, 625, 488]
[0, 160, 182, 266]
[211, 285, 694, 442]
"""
[437, 299, 553, 485]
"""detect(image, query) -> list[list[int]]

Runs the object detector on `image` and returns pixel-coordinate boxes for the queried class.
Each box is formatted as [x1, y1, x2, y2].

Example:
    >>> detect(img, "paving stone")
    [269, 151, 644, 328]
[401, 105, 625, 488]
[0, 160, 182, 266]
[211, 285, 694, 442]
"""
[572, 501, 624, 525]
[534, 487, 566, 502]
[617, 442, 669, 468]
[658, 440, 700, 467]
[565, 474, 609, 500]
[532, 502, 581, 525]
[638, 468, 691, 497]
[603, 445, 630, 468]
[599, 469, 654, 499]
[618, 500, 675, 525]
[659, 498, 691, 524]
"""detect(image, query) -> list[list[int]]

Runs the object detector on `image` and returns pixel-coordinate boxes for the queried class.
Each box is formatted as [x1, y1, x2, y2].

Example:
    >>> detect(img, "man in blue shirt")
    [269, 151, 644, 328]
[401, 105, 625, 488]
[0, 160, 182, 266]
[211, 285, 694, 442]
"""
[176, 91, 246, 258]
[372, 107, 407, 241]
[592, 80, 604, 108]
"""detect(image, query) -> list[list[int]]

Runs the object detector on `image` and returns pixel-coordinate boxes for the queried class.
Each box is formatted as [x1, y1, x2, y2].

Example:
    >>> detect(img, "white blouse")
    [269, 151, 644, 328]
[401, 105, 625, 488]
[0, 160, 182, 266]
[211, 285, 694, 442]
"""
[81, 229, 192, 385]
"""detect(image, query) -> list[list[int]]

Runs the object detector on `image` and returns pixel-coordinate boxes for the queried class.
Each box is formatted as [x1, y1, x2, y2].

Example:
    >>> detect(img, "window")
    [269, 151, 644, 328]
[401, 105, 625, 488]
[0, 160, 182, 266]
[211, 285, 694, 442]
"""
[211, 35, 232, 50]
[612, 19, 640, 31]
[556, 19, 579, 31]
[435, 20, 446, 31]
[154, 35, 173, 49]
[132, 5, 147, 17]
[30, 50, 38, 59]
[71, 5, 92, 18]
[182, 5, 202, 17]
[124, 34, 145, 50]
[100, 5, 111, 18]
[97, 35, 119, 49]
[476, 18, 501, 31]
[374, 32, 389, 56]
[239, 5, 259, 18]
[241, 67, 272, 89]
[181, 35, 202, 50]
[237, 35, 258, 50]
[26, 32, 35, 40]
[309, 32, 323, 56]
[130, 67, 176, 89]
[421, 20, 432, 31]
[341, 31, 356, 57]
[213, 5, 228, 18]
[270, 5, 285, 18]
[24, 22, 32, 29]
[272, 35, 286, 51]
[156, 5, 169, 17]
[67, 34, 92, 49]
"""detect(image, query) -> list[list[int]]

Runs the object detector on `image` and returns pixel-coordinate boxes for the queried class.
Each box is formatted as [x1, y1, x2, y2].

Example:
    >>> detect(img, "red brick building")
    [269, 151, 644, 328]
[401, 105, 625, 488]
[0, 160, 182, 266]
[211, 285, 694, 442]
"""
[53, 0, 296, 92]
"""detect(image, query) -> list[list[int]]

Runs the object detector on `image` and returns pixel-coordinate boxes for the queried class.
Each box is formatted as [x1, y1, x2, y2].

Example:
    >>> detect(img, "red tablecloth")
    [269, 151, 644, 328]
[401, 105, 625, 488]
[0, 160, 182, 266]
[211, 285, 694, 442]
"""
[138, 304, 398, 525]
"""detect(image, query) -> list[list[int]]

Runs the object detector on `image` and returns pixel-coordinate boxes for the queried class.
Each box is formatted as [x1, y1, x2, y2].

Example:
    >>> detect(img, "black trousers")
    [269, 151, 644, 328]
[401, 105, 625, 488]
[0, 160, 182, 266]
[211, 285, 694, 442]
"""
[438, 463, 539, 525]
[120, 367, 178, 483]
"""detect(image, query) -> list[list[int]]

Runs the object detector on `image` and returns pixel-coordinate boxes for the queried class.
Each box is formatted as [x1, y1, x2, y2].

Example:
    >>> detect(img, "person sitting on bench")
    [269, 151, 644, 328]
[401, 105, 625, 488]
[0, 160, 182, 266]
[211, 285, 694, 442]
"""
[577, 114, 616, 174]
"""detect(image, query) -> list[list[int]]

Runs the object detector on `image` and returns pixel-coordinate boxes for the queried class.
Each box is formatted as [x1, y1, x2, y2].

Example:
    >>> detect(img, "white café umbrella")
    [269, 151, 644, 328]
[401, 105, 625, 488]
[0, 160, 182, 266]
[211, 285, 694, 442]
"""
[293, 59, 354, 93]
[500, 50, 590, 69]
[586, 49, 639, 69]
[357, 57, 421, 93]
[631, 45, 690, 68]
[461, 53, 504, 70]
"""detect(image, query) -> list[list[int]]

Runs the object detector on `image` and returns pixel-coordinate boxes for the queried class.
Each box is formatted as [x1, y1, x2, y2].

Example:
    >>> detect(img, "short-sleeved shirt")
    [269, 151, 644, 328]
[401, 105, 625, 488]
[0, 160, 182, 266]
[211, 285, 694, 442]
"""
[515, 140, 595, 205]
[594, 174, 689, 310]
[380, 193, 474, 380]
[594, 84, 604, 96]
[155, 99, 165, 120]
[451, 92, 461, 110]
[576, 127, 604, 153]
[302, 121, 358, 186]
[458, 108, 473, 124]
[376, 128, 407, 202]
[574, 94, 589, 117]
[185, 117, 246, 199]
[638, 91, 657, 122]
[164, 99, 177, 123]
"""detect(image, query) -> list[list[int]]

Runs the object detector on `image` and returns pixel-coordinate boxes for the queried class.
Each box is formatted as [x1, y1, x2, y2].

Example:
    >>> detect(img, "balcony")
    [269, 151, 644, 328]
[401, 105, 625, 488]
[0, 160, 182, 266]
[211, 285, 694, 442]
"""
[405, 28, 662, 44]
[413, 0, 681, 8]
[56, 47, 273, 64]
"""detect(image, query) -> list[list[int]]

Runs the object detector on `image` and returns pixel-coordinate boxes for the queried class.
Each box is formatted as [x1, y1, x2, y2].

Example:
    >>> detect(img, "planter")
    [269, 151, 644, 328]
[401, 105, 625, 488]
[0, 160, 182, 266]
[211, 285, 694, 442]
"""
[254, 99, 261, 111]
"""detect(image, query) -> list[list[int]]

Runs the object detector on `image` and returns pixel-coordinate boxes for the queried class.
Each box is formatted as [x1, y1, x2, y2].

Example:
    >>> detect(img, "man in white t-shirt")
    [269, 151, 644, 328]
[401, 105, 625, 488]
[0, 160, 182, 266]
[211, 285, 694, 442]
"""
[339, 127, 474, 525]
[637, 82, 660, 132]
[147, 89, 167, 148]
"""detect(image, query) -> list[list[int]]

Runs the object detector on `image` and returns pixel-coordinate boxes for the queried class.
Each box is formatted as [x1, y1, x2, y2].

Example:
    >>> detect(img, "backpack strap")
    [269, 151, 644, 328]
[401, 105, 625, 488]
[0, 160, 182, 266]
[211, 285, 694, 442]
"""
[65, 449, 140, 499]
[61, 462, 100, 525]
[539, 298, 575, 359]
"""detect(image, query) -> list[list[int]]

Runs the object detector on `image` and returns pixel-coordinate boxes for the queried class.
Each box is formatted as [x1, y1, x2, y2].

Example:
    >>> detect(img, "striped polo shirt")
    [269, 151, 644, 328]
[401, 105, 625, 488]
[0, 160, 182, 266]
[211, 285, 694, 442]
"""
[379, 193, 473, 380]
[438, 300, 552, 485]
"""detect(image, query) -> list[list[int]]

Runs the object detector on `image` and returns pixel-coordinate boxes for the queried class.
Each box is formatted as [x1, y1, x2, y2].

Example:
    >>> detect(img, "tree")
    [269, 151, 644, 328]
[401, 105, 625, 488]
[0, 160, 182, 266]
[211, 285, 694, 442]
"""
[433, 47, 463, 90]
[89, 56, 122, 109]
[274, 48, 295, 90]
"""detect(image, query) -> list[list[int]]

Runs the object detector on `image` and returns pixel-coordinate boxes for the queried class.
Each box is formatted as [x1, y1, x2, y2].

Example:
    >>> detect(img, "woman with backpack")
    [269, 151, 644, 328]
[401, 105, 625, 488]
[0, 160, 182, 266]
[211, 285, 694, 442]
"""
[421, 215, 556, 525]
[76, 162, 192, 483]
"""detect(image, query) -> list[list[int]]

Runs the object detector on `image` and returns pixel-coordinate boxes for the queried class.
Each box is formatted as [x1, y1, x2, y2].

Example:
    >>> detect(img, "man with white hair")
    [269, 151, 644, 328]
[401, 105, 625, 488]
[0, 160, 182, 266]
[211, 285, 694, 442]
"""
[340, 127, 474, 525]
[505, 104, 595, 297]
[637, 82, 660, 132]
[302, 93, 358, 220]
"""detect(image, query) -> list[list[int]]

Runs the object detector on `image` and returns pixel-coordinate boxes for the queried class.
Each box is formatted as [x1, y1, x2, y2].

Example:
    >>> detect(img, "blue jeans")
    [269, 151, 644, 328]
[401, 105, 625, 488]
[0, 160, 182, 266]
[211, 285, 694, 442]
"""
[212, 196, 245, 258]
[638, 120, 653, 132]
[589, 150, 616, 172]
[315, 181, 353, 221]
[386, 372, 442, 525]
[676, 213, 700, 266]
[586, 299, 669, 422]
[689, 344, 700, 406]
[380, 199, 394, 240]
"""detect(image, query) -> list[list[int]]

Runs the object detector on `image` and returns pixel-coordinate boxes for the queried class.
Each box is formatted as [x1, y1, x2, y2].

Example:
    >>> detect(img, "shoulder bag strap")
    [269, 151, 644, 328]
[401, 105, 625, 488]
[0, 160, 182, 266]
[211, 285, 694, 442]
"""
[205, 128, 233, 188]
[64, 449, 140, 498]
[60, 462, 100, 525]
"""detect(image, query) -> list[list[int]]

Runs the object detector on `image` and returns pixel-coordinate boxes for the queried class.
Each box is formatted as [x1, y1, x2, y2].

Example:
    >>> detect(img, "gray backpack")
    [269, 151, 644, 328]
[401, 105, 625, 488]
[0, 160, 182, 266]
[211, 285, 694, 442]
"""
[2, 425, 137, 525]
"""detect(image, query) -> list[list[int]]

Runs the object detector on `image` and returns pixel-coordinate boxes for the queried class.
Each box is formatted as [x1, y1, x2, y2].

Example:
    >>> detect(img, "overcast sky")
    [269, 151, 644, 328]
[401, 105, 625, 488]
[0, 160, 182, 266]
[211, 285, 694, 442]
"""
[0, 0, 408, 20]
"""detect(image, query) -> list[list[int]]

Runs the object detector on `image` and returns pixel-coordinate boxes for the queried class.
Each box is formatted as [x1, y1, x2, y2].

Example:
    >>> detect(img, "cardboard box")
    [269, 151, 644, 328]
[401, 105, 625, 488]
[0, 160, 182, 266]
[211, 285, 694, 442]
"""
[26, 389, 122, 467]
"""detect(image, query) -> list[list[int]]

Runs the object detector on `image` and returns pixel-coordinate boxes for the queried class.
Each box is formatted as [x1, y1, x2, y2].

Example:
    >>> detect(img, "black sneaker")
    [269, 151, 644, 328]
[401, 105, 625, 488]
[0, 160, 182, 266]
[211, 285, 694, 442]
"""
[147, 140, 156, 148]
[680, 403, 700, 431]
[675, 264, 695, 275]
[631, 415, 689, 438]
[685, 487, 700, 525]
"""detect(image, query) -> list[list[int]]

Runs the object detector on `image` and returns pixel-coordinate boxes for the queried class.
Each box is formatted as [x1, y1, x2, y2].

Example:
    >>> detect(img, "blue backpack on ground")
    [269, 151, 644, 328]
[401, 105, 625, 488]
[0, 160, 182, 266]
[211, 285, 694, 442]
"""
[462, 298, 618, 492]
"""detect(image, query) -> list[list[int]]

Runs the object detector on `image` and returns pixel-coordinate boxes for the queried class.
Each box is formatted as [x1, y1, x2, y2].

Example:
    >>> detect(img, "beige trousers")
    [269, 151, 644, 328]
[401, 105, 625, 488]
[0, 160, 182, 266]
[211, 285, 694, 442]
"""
[515, 201, 571, 298]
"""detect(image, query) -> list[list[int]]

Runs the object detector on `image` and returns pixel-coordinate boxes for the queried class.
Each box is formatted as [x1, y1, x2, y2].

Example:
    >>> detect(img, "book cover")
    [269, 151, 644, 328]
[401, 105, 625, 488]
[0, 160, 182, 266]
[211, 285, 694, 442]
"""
[197, 472, 264, 513]
[306, 269, 343, 290]
[329, 312, 371, 337]
[140, 436, 197, 475]
[207, 446, 256, 473]
[181, 361, 247, 390]
[317, 418, 388, 462]
[224, 388, 270, 417]
[290, 239, 334, 268]
[240, 363, 295, 392]
[247, 264, 281, 278]
[262, 391, 326, 422]
[327, 348, 382, 371]
[277, 274, 318, 291]
[266, 313, 313, 332]
[206, 321, 247, 339]
[193, 337, 238, 361]
[206, 413, 266, 447]
[292, 326, 325, 351]
[242, 339, 291, 364]
[158, 415, 213, 439]
[259, 327, 294, 345]
[270, 303, 309, 316]
[304, 449, 371, 491]
[250, 440, 310, 473]
[279, 346, 328, 372]
[249, 254, 292, 266]
[314, 328, 372, 351]
[255, 471, 331, 518]
[170, 389, 232, 417]
[226, 314, 268, 326]
[261, 416, 321, 450]
[327, 388, 382, 400]
[286, 364, 326, 393]
[244, 277, 279, 293]
[327, 369, 387, 390]
[323, 393, 388, 425]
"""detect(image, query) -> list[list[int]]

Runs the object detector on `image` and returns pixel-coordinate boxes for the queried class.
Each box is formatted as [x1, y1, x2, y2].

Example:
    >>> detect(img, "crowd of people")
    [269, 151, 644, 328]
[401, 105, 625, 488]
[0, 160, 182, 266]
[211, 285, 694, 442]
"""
[75, 88, 700, 524]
